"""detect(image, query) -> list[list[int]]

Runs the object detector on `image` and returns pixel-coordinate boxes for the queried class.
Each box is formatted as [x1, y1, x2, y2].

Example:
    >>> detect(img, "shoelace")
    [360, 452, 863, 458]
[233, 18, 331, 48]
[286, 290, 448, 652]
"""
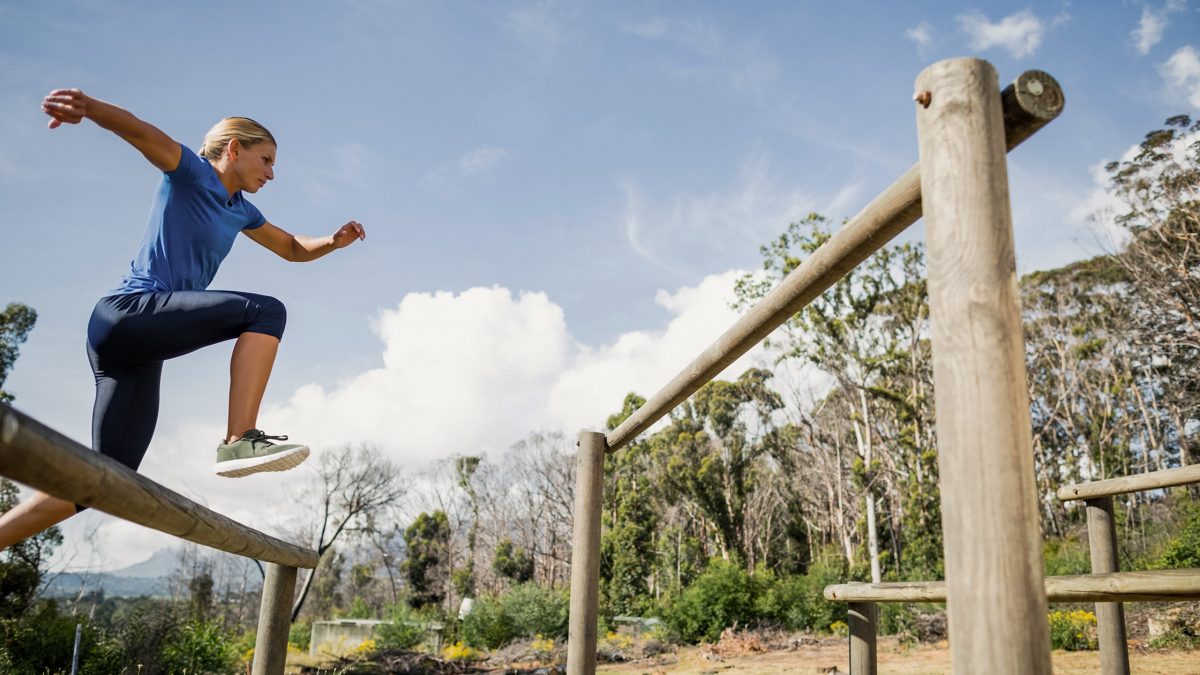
[242, 430, 289, 448]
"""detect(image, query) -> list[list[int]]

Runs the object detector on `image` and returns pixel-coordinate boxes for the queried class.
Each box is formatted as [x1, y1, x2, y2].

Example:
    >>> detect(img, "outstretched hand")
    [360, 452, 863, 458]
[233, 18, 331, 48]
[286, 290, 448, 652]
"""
[331, 221, 366, 249]
[42, 89, 89, 129]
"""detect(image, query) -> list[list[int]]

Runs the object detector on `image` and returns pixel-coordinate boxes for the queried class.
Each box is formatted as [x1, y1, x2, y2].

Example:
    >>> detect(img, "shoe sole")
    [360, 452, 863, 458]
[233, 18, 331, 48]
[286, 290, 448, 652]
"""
[213, 446, 311, 478]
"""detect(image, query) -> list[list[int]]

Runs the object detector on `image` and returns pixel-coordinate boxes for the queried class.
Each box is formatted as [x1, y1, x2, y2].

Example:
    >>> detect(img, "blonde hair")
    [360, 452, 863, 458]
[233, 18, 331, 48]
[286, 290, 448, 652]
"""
[198, 117, 277, 161]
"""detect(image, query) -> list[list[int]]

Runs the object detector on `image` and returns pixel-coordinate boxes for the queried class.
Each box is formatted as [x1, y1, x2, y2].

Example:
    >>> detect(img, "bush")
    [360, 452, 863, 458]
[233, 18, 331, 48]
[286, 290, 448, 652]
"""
[160, 620, 239, 675]
[1043, 537, 1092, 576]
[1048, 609, 1097, 651]
[662, 559, 757, 643]
[461, 583, 569, 649]
[289, 620, 312, 651]
[1158, 500, 1200, 569]
[377, 602, 426, 650]
[755, 557, 846, 632]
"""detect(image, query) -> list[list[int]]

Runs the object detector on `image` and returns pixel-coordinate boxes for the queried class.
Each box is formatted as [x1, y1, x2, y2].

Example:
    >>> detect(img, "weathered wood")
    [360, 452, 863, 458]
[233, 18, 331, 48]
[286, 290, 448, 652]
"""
[824, 569, 1200, 603]
[566, 431, 606, 675]
[1087, 497, 1130, 675]
[252, 564, 297, 675]
[0, 403, 318, 569]
[1058, 464, 1200, 502]
[603, 68, 1063, 453]
[917, 57, 1052, 674]
[848, 601, 877, 675]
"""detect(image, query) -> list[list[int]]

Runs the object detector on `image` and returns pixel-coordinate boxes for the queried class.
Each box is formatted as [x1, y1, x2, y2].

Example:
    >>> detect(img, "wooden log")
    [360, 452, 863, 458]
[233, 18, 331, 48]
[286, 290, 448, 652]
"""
[566, 431, 606, 675]
[603, 68, 1063, 453]
[251, 564, 298, 675]
[1058, 464, 1200, 501]
[848, 601, 877, 675]
[0, 403, 318, 569]
[917, 57, 1052, 674]
[823, 569, 1200, 603]
[1087, 497, 1130, 675]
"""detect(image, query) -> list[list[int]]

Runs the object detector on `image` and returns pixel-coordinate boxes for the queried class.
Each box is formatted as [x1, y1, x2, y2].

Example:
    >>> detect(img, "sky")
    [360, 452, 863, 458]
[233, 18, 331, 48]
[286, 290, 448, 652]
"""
[1, 0, 1198, 572]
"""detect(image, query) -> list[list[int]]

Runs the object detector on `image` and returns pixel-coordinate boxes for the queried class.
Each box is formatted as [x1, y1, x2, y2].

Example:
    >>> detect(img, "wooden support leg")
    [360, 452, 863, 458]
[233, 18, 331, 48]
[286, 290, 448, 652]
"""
[566, 431, 606, 675]
[252, 563, 297, 675]
[848, 601, 877, 675]
[1087, 497, 1130, 675]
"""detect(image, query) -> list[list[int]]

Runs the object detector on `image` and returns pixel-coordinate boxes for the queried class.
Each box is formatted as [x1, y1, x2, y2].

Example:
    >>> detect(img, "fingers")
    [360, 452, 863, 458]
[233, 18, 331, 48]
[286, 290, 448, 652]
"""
[41, 89, 86, 128]
[342, 220, 366, 241]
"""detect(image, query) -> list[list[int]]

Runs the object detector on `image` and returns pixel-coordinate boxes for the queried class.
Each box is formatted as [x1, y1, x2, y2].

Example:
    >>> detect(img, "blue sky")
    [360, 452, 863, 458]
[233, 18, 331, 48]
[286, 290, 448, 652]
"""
[1, 0, 1198, 569]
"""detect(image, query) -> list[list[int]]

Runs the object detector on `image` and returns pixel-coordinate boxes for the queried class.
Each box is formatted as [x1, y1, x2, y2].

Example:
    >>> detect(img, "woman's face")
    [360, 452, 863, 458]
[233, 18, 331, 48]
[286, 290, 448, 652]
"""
[232, 140, 276, 193]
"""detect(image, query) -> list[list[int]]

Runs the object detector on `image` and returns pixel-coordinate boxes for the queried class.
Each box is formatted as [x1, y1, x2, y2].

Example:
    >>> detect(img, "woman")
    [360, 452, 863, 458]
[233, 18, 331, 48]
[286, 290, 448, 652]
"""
[0, 89, 365, 546]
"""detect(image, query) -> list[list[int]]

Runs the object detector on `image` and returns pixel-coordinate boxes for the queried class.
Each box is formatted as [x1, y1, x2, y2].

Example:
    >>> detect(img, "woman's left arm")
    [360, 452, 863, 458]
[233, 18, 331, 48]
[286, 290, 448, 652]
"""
[243, 221, 366, 262]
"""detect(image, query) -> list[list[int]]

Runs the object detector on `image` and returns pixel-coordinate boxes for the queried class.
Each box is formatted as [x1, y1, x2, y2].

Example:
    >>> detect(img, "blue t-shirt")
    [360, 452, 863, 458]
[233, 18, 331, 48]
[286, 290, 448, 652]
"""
[111, 143, 266, 295]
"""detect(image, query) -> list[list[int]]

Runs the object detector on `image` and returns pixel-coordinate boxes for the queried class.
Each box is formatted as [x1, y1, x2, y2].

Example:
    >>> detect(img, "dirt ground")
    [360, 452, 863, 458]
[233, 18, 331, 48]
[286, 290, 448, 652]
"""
[595, 637, 1200, 675]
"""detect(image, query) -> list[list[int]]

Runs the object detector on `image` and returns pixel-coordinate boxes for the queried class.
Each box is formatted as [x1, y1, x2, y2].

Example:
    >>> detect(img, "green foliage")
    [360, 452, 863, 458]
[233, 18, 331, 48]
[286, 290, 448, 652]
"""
[493, 539, 534, 583]
[289, 620, 313, 651]
[755, 556, 847, 633]
[0, 302, 37, 404]
[404, 510, 451, 608]
[0, 600, 83, 672]
[1047, 609, 1098, 651]
[1157, 499, 1200, 569]
[160, 620, 239, 674]
[347, 596, 373, 619]
[376, 602, 426, 650]
[461, 583, 569, 649]
[1043, 536, 1093, 576]
[662, 558, 758, 643]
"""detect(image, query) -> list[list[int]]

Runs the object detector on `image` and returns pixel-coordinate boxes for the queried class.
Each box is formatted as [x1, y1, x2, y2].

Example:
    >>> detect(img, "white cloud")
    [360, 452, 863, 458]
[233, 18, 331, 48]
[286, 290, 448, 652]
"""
[1133, 1, 1186, 56]
[905, 22, 934, 49]
[621, 16, 722, 53]
[619, 151, 848, 271]
[459, 146, 508, 175]
[958, 10, 1045, 58]
[1161, 45, 1200, 107]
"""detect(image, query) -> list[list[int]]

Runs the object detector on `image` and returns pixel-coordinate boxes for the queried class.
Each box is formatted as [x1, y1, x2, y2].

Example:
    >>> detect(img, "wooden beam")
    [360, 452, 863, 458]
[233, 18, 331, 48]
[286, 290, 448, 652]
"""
[824, 569, 1200, 604]
[1058, 464, 1200, 502]
[1087, 497, 1130, 675]
[602, 68, 1063, 453]
[566, 431, 606, 675]
[918, 57, 1052, 674]
[251, 564, 298, 675]
[0, 403, 318, 569]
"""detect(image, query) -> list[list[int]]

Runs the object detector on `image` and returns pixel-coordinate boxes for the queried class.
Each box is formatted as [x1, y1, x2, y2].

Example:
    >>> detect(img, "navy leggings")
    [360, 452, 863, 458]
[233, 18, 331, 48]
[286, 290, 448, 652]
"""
[86, 290, 286, 476]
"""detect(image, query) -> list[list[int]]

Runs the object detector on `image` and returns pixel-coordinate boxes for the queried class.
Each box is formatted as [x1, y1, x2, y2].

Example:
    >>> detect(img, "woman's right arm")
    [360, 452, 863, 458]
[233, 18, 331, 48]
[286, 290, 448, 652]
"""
[42, 89, 181, 172]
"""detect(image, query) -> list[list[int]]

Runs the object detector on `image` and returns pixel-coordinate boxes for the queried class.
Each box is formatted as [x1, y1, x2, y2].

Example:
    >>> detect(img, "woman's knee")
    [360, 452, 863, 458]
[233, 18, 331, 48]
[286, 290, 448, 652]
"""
[247, 294, 287, 339]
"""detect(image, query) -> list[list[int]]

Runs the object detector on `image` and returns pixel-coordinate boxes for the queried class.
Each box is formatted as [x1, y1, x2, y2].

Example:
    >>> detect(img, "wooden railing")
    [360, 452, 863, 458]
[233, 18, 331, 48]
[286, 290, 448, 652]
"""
[568, 57, 1071, 675]
[0, 402, 318, 675]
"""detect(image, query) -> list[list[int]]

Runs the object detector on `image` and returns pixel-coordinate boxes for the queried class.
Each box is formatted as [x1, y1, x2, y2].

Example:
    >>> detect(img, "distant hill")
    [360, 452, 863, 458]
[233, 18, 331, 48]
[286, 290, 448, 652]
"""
[44, 547, 264, 599]
[103, 547, 181, 578]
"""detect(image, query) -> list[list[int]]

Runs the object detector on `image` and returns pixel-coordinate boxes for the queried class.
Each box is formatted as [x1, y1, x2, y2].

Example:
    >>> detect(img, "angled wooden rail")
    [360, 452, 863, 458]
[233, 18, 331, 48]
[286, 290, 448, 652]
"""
[0, 402, 316, 675]
[1058, 464, 1200, 502]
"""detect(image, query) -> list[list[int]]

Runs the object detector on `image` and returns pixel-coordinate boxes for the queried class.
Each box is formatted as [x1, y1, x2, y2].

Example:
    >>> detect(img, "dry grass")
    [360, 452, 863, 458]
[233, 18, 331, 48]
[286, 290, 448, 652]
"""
[596, 636, 1200, 675]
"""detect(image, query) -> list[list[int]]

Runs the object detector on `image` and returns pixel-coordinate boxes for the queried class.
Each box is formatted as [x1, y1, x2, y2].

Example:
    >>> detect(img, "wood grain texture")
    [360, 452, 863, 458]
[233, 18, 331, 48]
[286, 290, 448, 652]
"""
[916, 57, 1051, 674]
[1087, 498, 1130, 675]
[252, 564, 298, 675]
[566, 431, 606, 675]
[1058, 464, 1200, 501]
[604, 69, 1063, 453]
[848, 601, 877, 675]
[0, 403, 318, 568]
[824, 569, 1200, 603]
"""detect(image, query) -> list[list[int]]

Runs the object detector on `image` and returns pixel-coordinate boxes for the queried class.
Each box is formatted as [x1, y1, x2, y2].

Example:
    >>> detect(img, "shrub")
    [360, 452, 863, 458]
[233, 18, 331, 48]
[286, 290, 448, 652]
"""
[377, 602, 426, 650]
[462, 594, 515, 649]
[755, 557, 846, 632]
[442, 640, 480, 661]
[160, 620, 239, 675]
[1158, 500, 1200, 569]
[502, 583, 568, 640]
[1048, 609, 1097, 651]
[289, 620, 312, 651]
[662, 558, 757, 643]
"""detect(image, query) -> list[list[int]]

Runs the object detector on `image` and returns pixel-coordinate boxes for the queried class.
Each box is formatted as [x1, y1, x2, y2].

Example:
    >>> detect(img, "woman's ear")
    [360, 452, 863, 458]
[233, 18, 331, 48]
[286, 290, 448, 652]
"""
[226, 137, 241, 160]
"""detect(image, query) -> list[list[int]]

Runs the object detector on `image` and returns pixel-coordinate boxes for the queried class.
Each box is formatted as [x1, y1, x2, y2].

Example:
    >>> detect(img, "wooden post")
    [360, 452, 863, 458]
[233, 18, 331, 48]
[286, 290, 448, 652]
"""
[252, 563, 297, 675]
[848, 601, 877, 675]
[916, 57, 1052, 674]
[1087, 497, 1130, 675]
[566, 430, 606, 675]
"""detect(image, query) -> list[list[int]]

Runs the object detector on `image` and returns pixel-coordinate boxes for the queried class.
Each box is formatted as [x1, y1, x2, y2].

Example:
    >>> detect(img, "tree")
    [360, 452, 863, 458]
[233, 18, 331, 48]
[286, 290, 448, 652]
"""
[492, 538, 534, 583]
[600, 393, 659, 614]
[453, 455, 482, 598]
[403, 510, 451, 608]
[289, 444, 405, 621]
[0, 302, 37, 404]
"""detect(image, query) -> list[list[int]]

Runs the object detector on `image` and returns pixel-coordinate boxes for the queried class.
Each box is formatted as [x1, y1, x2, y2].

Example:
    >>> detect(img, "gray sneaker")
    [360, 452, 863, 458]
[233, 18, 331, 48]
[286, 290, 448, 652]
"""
[214, 429, 310, 478]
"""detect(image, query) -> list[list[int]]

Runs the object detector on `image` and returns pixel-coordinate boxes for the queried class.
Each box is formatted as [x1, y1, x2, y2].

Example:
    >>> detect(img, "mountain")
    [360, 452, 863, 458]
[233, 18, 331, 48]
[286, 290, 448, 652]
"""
[103, 547, 182, 578]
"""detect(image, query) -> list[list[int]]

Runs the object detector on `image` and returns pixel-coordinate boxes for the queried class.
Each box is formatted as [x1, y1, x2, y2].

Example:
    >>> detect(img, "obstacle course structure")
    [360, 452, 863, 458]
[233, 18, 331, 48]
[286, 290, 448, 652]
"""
[0, 403, 317, 675]
[566, 57, 1200, 675]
